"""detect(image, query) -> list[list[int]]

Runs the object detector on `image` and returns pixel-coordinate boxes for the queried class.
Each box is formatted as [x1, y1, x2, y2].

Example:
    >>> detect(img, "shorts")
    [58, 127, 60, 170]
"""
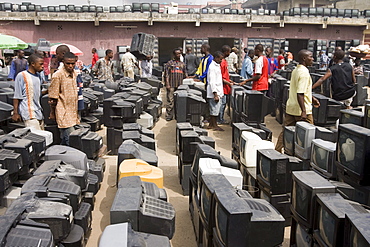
[340, 91, 356, 107]
[25, 119, 44, 130]
[208, 97, 222, 116]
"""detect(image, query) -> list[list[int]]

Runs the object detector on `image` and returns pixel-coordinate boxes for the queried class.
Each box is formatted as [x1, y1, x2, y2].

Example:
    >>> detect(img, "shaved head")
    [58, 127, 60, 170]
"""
[298, 49, 313, 66]
[56, 45, 70, 62]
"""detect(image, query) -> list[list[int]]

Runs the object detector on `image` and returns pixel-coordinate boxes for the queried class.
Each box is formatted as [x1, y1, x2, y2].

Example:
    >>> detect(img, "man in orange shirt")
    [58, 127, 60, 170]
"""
[239, 44, 269, 94]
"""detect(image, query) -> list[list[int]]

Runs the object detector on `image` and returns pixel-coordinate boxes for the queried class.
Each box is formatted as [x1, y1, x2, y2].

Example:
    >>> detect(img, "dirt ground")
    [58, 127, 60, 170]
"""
[86, 112, 291, 246]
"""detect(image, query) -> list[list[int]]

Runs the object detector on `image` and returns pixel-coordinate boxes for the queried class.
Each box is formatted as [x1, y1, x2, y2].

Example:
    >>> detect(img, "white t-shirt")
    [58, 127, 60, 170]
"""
[254, 56, 264, 74]
[206, 61, 224, 99]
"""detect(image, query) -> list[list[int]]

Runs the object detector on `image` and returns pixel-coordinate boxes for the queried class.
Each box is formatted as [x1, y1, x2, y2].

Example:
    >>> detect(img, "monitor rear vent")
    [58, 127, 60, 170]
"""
[245, 200, 271, 212]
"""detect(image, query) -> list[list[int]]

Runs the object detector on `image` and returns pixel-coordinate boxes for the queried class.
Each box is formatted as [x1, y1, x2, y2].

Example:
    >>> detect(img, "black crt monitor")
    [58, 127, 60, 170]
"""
[0, 148, 23, 175]
[294, 121, 316, 160]
[99, 222, 171, 247]
[336, 123, 370, 186]
[199, 174, 234, 233]
[310, 139, 337, 180]
[256, 149, 290, 195]
[176, 122, 193, 155]
[339, 109, 364, 126]
[180, 130, 202, 164]
[0, 168, 9, 193]
[283, 125, 295, 156]
[313, 193, 369, 247]
[8, 128, 46, 156]
[232, 122, 253, 155]
[0, 135, 35, 167]
[241, 90, 267, 123]
[290, 216, 314, 247]
[344, 212, 370, 247]
[286, 156, 304, 194]
[186, 93, 206, 116]
[312, 93, 343, 126]
[291, 171, 336, 228]
[315, 126, 337, 143]
[45, 145, 88, 172]
[212, 189, 285, 247]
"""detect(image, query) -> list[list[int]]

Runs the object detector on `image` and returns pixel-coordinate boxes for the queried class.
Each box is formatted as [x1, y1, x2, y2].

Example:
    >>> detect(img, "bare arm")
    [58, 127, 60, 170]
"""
[297, 93, 306, 120]
[312, 70, 332, 89]
[11, 99, 21, 121]
[352, 69, 356, 84]
[240, 74, 261, 85]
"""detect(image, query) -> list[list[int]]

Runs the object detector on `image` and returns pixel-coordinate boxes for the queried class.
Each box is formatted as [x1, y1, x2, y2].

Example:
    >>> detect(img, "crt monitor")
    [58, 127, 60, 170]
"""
[310, 139, 337, 180]
[231, 122, 252, 153]
[315, 126, 337, 143]
[242, 90, 266, 123]
[45, 145, 88, 172]
[283, 125, 295, 156]
[256, 149, 289, 195]
[290, 216, 313, 247]
[291, 171, 336, 228]
[336, 123, 370, 186]
[239, 131, 275, 168]
[339, 109, 364, 126]
[212, 189, 285, 247]
[344, 212, 370, 247]
[294, 121, 316, 160]
[313, 193, 369, 247]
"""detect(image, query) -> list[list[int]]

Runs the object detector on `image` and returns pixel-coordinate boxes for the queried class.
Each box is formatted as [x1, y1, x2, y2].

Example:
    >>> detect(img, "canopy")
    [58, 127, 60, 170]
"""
[50, 43, 83, 56]
[0, 34, 28, 50]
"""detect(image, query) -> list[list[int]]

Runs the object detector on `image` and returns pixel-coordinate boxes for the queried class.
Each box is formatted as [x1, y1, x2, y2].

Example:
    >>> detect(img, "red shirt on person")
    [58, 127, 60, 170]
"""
[92, 53, 99, 67]
[252, 55, 269, 91]
[220, 59, 231, 95]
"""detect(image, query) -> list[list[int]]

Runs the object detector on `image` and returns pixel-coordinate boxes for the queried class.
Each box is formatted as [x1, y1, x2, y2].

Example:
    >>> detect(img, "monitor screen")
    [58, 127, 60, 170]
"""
[240, 137, 246, 162]
[215, 202, 228, 246]
[296, 222, 313, 247]
[284, 128, 294, 153]
[296, 125, 305, 148]
[318, 205, 336, 247]
[350, 227, 368, 247]
[312, 144, 329, 171]
[259, 156, 270, 184]
[260, 189, 270, 203]
[292, 180, 311, 221]
[337, 131, 363, 175]
[200, 185, 212, 224]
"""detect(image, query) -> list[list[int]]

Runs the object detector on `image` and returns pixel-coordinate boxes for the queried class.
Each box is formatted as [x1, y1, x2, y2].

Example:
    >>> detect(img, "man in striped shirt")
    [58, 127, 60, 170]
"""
[195, 43, 213, 85]
[12, 54, 45, 130]
[164, 48, 187, 121]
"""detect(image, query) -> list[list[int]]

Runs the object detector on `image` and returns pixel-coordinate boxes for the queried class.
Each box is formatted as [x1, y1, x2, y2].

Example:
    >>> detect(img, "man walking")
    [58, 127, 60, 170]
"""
[275, 50, 320, 152]
[218, 45, 234, 124]
[313, 49, 356, 109]
[48, 52, 80, 146]
[8, 50, 28, 81]
[240, 49, 254, 79]
[240, 44, 269, 93]
[93, 49, 114, 81]
[12, 54, 45, 130]
[120, 48, 138, 79]
[163, 48, 187, 121]
[184, 47, 199, 76]
[91, 48, 99, 68]
[207, 51, 224, 131]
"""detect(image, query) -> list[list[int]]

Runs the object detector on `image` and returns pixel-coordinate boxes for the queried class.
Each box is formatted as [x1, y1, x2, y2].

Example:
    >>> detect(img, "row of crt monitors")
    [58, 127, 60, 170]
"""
[290, 171, 370, 247]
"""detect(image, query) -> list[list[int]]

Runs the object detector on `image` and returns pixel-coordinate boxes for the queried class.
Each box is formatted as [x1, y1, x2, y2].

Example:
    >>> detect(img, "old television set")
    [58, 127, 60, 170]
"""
[336, 123, 370, 186]
[176, 123, 193, 155]
[0, 136, 35, 167]
[313, 193, 369, 247]
[241, 90, 267, 123]
[99, 222, 170, 247]
[8, 128, 46, 156]
[45, 145, 88, 172]
[294, 121, 316, 160]
[310, 139, 337, 179]
[212, 189, 285, 247]
[315, 126, 337, 143]
[232, 122, 252, 156]
[343, 212, 370, 247]
[257, 149, 289, 195]
[291, 171, 336, 228]
[312, 93, 343, 126]
[290, 216, 314, 247]
[283, 125, 295, 156]
[339, 109, 364, 126]
[239, 131, 275, 168]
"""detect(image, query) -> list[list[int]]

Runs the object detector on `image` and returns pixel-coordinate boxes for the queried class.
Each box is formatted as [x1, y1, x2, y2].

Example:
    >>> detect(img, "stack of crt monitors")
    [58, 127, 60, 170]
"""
[189, 144, 239, 244]
[0, 81, 14, 123]
[130, 32, 156, 60]
[3, 193, 86, 246]
[230, 85, 247, 123]
[107, 123, 154, 155]
[352, 75, 368, 106]
[99, 222, 171, 247]
[69, 127, 103, 159]
[176, 123, 215, 195]
[174, 84, 206, 126]
[240, 89, 269, 125]
[110, 176, 175, 239]
[272, 76, 289, 124]
[197, 173, 285, 247]
[312, 93, 343, 126]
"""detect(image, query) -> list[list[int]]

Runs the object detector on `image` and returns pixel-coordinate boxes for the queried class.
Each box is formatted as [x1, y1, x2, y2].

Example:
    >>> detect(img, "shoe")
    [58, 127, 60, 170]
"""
[166, 117, 172, 121]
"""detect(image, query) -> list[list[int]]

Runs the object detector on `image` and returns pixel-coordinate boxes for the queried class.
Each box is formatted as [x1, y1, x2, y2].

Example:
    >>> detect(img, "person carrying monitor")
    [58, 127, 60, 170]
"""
[275, 49, 320, 153]
[312, 49, 356, 110]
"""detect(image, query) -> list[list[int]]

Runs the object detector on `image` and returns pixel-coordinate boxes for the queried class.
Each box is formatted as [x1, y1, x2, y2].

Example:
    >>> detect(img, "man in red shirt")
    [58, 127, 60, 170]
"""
[218, 45, 234, 124]
[91, 48, 99, 68]
[277, 49, 286, 70]
[239, 44, 269, 94]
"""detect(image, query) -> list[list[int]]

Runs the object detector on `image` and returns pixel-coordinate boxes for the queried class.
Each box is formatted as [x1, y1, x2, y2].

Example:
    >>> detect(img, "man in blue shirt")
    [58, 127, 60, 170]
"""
[8, 50, 28, 81]
[194, 43, 213, 85]
[240, 49, 254, 79]
[12, 53, 44, 130]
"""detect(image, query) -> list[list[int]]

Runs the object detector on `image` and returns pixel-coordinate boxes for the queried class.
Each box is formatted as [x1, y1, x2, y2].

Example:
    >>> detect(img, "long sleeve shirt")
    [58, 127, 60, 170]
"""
[196, 54, 214, 85]
[207, 61, 224, 99]
[240, 56, 253, 79]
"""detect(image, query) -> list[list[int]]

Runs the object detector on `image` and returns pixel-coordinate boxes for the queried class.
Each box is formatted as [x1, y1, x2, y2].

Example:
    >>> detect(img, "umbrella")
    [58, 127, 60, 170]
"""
[0, 34, 28, 50]
[50, 43, 84, 56]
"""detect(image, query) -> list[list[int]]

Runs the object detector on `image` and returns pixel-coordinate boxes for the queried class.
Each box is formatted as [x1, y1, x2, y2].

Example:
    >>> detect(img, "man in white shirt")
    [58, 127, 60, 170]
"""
[120, 48, 138, 79]
[226, 47, 238, 73]
[207, 51, 224, 131]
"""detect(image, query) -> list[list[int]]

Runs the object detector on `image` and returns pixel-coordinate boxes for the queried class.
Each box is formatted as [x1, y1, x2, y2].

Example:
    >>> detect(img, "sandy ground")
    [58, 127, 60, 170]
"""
[86, 111, 291, 247]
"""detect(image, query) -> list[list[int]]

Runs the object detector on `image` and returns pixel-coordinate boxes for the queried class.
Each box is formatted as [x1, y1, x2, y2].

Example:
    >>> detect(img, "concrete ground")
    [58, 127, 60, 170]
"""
[87, 112, 291, 246]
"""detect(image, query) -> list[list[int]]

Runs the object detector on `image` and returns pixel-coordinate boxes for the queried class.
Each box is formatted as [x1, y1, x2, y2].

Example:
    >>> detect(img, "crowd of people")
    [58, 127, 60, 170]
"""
[7, 41, 366, 147]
